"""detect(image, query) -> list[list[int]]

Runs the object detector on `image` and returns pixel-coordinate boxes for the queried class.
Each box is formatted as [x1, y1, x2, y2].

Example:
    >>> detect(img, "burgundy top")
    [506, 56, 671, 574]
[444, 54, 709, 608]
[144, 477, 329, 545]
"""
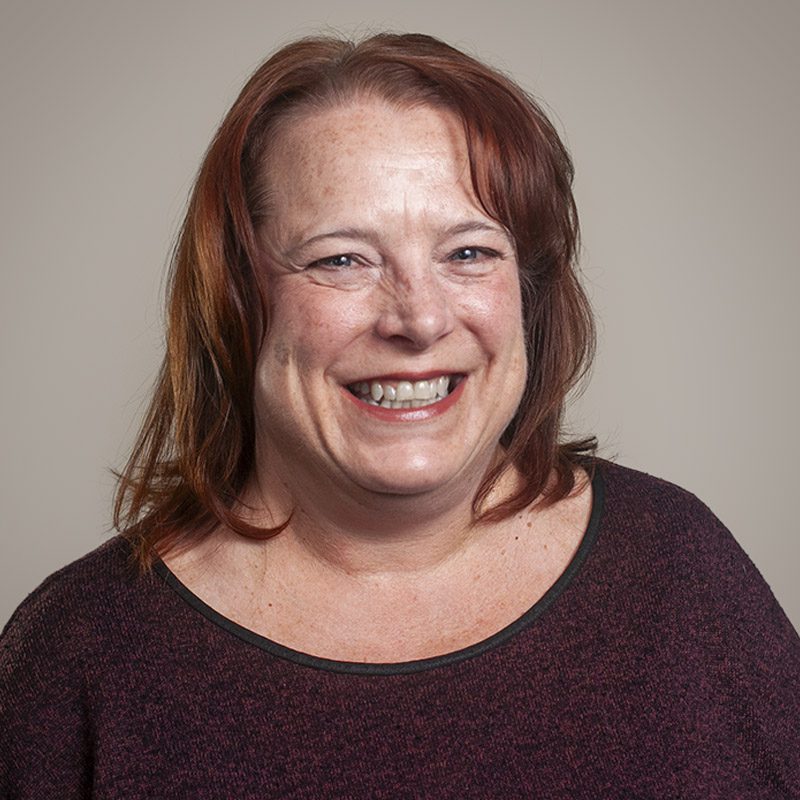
[2, 461, 799, 798]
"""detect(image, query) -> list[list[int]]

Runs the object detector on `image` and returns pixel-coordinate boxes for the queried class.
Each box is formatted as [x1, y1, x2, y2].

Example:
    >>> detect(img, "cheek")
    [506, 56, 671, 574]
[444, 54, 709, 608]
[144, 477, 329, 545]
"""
[458, 272, 524, 345]
[264, 281, 370, 369]
[272, 341, 291, 368]
[473, 274, 528, 396]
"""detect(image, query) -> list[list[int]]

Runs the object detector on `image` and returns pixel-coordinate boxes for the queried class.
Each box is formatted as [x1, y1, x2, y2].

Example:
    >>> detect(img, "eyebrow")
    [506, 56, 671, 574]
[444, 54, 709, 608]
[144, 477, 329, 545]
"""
[290, 220, 513, 253]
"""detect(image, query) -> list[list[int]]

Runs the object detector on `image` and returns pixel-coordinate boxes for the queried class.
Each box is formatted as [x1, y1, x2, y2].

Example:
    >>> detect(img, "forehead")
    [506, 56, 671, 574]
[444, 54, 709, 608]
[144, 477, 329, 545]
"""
[274, 97, 466, 162]
[260, 99, 476, 217]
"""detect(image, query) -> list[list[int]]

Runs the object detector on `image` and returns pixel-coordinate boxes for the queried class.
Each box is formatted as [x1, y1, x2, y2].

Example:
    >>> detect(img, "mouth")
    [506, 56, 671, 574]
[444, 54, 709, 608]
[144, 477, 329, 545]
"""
[346, 374, 464, 410]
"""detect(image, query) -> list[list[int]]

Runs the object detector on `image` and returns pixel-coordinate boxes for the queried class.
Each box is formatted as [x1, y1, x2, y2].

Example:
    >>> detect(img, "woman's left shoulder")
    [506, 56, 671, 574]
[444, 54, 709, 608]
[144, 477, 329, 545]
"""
[592, 457, 798, 641]
[593, 458, 756, 565]
[577, 459, 800, 790]
[592, 457, 724, 526]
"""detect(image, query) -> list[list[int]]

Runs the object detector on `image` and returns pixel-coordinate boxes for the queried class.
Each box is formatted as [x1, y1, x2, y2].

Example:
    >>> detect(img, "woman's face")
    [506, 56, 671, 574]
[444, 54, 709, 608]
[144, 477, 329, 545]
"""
[252, 98, 527, 504]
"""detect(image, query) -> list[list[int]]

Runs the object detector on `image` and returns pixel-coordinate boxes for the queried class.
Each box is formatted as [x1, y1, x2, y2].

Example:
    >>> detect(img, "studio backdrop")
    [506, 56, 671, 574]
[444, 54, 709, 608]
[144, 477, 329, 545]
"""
[1, 0, 798, 628]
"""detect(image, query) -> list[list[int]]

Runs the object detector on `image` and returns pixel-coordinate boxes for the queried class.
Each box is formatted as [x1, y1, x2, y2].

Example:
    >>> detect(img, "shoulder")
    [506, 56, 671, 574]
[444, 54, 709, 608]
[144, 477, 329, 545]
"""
[0, 536, 148, 796]
[592, 457, 799, 648]
[1, 534, 172, 700]
[594, 457, 747, 567]
[588, 459, 800, 785]
[594, 457, 718, 526]
[0, 537, 148, 702]
[2, 536, 141, 657]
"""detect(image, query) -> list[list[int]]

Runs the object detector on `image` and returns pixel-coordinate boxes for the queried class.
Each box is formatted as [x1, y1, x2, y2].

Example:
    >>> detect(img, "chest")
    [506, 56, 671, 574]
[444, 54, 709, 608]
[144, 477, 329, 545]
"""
[86, 627, 761, 799]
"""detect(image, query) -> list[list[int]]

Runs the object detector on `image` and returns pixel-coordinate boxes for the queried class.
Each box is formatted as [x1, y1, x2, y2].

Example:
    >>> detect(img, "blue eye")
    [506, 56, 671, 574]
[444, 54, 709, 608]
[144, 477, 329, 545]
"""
[450, 247, 501, 262]
[311, 254, 354, 269]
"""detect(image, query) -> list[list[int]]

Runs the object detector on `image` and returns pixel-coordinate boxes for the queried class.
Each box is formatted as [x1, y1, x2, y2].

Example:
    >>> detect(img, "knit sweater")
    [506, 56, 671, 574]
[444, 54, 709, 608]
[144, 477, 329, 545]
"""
[1, 461, 798, 799]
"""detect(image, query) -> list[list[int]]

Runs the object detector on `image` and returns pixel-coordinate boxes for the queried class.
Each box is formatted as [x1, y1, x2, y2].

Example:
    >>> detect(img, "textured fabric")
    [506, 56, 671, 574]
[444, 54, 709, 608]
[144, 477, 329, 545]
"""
[1, 460, 798, 799]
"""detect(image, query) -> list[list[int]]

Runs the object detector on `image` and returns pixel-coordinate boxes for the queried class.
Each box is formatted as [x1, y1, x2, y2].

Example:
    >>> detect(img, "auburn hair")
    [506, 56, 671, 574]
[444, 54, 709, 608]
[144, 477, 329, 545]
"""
[114, 32, 596, 569]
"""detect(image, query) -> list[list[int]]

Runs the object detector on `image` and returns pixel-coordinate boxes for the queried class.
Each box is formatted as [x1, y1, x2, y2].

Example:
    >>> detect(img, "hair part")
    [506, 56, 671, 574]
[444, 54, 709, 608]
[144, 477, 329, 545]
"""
[114, 32, 596, 569]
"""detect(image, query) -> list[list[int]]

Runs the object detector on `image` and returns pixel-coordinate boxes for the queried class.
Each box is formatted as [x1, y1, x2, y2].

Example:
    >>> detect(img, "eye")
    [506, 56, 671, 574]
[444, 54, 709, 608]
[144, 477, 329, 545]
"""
[451, 247, 480, 261]
[301, 252, 378, 290]
[309, 253, 355, 269]
[442, 245, 508, 279]
[450, 246, 501, 261]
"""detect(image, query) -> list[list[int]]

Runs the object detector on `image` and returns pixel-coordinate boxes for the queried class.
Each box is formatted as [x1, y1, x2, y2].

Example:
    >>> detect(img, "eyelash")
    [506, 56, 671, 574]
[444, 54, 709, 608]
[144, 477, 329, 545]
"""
[308, 247, 501, 270]
[309, 254, 358, 269]
[448, 246, 500, 262]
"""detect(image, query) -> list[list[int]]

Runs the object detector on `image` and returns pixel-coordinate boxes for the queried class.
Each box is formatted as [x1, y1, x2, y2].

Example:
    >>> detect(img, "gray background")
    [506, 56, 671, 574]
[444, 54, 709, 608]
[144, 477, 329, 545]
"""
[2, 0, 798, 629]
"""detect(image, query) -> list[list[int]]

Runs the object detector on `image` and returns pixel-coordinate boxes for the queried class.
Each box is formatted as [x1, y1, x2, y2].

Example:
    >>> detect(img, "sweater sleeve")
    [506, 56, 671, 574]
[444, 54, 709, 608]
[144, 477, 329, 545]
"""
[0, 574, 95, 799]
[667, 488, 800, 793]
[711, 520, 800, 792]
[602, 463, 800, 793]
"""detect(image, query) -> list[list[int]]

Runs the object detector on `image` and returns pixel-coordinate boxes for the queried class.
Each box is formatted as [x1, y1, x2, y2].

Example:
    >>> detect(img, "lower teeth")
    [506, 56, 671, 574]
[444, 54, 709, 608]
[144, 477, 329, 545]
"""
[363, 397, 440, 409]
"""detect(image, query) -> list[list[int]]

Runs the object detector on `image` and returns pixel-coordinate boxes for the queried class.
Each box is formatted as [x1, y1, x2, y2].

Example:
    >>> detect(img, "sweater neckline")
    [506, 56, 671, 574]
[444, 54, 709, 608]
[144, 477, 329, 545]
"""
[153, 465, 605, 676]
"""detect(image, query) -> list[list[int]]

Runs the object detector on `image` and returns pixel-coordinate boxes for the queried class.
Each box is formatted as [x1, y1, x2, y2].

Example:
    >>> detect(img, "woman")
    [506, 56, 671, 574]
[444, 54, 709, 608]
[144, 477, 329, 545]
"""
[1, 33, 798, 797]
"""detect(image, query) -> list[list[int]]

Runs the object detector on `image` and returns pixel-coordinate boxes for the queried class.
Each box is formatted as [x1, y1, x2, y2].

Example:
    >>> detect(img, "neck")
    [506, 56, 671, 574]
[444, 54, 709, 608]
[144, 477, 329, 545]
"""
[238, 448, 520, 578]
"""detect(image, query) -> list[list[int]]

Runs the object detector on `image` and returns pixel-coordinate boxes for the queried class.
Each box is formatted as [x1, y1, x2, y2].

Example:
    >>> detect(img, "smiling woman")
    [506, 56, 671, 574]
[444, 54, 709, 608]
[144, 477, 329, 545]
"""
[250, 100, 527, 507]
[112, 33, 595, 566]
[1, 32, 798, 799]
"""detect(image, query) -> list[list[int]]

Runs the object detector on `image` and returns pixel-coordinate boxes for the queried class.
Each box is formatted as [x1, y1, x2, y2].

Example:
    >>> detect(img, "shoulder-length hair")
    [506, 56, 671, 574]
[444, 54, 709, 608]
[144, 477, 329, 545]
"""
[115, 32, 595, 569]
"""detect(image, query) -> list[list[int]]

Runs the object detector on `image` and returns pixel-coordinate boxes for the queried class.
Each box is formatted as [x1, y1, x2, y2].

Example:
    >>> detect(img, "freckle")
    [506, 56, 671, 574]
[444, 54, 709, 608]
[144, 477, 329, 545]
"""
[527, 522, 532, 528]
[272, 341, 291, 366]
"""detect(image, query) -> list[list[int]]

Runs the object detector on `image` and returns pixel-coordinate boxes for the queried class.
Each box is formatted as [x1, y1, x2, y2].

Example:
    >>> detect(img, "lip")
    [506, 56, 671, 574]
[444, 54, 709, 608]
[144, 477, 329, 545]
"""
[346, 370, 461, 384]
[342, 375, 466, 421]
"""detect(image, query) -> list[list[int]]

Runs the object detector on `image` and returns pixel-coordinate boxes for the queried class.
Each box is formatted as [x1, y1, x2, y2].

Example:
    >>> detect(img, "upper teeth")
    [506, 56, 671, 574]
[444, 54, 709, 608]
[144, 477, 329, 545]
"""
[351, 376, 452, 408]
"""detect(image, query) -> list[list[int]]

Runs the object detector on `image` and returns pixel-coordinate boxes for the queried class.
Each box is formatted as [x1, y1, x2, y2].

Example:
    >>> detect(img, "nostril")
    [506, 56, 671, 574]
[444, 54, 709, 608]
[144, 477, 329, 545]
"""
[376, 305, 454, 349]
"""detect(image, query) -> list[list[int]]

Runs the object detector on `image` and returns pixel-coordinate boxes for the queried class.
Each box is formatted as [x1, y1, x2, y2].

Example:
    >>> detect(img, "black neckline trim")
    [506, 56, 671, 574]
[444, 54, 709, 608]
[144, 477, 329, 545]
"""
[154, 465, 605, 676]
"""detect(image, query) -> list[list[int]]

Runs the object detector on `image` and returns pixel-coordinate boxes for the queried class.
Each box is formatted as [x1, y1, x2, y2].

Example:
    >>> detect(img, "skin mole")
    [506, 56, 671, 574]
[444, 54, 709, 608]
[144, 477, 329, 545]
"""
[271, 341, 292, 367]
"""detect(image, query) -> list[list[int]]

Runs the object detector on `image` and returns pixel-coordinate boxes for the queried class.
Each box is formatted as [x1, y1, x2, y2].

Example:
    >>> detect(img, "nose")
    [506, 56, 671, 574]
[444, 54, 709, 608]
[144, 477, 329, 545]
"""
[375, 265, 455, 350]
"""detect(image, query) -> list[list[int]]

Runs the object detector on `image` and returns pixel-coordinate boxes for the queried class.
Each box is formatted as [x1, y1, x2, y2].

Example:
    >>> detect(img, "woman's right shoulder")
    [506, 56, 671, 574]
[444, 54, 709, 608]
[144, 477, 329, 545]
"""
[0, 537, 150, 797]
[0, 535, 167, 715]
[1, 536, 141, 653]
[0, 537, 154, 699]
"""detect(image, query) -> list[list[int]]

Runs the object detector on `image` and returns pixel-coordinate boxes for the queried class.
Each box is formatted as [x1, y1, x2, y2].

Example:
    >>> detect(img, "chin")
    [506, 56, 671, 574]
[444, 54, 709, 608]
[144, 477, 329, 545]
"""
[347, 456, 469, 498]
[360, 478, 443, 497]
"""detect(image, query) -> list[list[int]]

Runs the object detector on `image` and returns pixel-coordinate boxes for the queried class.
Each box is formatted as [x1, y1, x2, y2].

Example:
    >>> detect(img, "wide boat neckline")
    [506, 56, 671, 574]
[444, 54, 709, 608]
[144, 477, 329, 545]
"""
[153, 465, 605, 675]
